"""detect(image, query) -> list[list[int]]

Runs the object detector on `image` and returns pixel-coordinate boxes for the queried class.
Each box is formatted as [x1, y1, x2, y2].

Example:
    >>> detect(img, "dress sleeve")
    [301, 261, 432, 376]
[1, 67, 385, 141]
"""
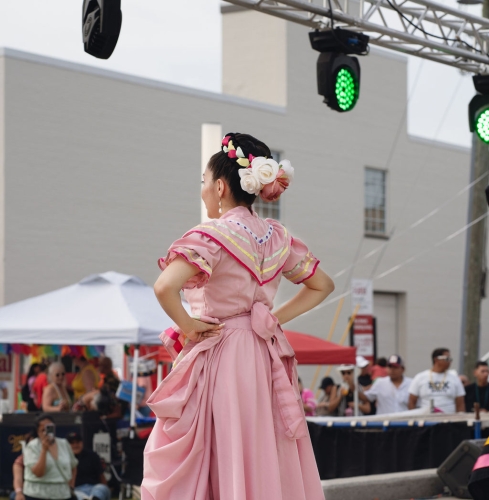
[158, 232, 221, 289]
[282, 237, 320, 284]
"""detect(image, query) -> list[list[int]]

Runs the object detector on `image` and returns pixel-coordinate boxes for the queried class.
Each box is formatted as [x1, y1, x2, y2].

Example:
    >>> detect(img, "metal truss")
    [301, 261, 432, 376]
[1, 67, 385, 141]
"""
[225, 0, 489, 73]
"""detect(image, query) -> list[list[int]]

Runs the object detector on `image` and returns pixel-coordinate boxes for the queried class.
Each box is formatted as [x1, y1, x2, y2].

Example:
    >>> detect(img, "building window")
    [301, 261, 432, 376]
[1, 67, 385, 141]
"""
[365, 168, 386, 235]
[253, 150, 281, 220]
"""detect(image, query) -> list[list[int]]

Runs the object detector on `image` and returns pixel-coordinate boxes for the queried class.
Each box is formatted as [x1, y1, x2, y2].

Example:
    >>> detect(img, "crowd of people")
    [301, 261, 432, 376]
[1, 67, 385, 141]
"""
[299, 347, 489, 417]
[19, 356, 121, 417]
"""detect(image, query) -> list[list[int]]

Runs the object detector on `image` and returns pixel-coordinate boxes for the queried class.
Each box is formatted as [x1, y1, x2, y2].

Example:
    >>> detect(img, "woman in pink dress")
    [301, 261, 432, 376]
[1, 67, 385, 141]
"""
[142, 133, 335, 500]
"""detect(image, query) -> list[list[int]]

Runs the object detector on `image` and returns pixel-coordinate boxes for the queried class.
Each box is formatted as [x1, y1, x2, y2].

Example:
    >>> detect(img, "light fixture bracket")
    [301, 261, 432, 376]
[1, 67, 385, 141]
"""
[309, 29, 369, 56]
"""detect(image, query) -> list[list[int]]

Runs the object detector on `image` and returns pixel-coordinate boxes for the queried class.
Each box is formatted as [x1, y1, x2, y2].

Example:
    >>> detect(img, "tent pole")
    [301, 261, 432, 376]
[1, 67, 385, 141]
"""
[354, 366, 359, 417]
[310, 297, 345, 391]
[130, 345, 140, 435]
[13, 352, 20, 411]
[317, 304, 361, 396]
[157, 362, 163, 386]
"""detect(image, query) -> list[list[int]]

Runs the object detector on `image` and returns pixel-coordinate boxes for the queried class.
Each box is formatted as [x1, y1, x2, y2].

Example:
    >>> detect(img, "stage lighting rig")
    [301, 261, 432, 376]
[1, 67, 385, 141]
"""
[469, 75, 489, 143]
[82, 0, 122, 59]
[309, 29, 369, 112]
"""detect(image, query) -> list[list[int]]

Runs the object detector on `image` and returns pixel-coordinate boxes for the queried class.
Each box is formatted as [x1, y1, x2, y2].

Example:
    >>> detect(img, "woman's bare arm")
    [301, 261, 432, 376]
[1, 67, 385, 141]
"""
[273, 267, 334, 325]
[327, 388, 343, 413]
[41, 386, 61, 412]
[12, 462, 24, 494]
[154, 257, 223, 341]
[30, 437, 50, 478]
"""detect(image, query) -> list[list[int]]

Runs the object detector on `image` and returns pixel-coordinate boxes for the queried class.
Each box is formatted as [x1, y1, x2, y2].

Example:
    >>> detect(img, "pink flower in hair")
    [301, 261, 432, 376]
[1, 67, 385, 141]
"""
[222, 136, 231, 147]
[259, 160, 294, 202]
[260, 172, 287, 202]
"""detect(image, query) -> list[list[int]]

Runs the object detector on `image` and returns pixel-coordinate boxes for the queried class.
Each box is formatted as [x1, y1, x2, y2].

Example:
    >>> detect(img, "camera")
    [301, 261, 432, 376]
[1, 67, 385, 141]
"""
[45, 423, 55, 442]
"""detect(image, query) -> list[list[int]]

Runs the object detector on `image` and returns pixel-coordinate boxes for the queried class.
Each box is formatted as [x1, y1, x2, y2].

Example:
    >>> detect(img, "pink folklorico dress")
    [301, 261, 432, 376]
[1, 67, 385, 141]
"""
[142, 206, 324, 500]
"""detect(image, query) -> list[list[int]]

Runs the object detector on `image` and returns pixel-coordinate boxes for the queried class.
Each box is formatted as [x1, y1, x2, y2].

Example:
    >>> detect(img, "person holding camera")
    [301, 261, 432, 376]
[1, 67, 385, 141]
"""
[22, 414, 78, 500]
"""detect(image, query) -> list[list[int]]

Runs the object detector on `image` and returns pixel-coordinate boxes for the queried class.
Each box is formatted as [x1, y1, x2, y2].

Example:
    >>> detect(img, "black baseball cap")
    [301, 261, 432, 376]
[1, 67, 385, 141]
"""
[319, 376, 335, 390]
[66, 432, 82, 443]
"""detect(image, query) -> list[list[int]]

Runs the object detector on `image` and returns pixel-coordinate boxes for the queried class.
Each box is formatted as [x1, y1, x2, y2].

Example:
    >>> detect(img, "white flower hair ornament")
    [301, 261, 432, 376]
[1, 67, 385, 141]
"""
[239, 157, 294, 202]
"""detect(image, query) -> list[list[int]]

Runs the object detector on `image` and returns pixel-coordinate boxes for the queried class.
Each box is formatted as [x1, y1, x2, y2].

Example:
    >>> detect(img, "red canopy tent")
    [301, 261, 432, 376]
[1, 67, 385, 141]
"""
[283, 330, 356, 365]
[158, 330, 355, 365]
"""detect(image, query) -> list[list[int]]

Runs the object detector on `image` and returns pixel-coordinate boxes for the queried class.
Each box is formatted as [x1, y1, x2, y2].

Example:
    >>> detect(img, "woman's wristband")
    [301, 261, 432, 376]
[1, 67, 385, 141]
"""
[15, 489, 23, 493]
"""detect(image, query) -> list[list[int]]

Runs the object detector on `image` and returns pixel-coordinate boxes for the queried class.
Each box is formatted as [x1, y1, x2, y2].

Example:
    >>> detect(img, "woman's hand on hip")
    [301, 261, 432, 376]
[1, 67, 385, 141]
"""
[185, 319, 224, 343]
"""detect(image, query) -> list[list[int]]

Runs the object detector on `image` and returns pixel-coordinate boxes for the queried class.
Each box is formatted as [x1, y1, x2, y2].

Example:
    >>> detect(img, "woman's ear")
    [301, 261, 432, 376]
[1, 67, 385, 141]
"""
[217, 179, 225, 198]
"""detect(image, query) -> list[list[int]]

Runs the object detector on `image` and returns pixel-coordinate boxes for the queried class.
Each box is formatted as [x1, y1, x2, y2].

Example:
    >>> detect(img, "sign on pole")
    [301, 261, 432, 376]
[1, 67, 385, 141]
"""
[350, 279, 376, 362]
[351, 279, 373, 315]
[350, 315, 377, 361]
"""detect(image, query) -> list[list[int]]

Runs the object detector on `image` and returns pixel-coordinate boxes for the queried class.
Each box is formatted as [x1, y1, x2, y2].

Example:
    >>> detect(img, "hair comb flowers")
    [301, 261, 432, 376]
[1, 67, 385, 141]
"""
[222, 135, 256, 167]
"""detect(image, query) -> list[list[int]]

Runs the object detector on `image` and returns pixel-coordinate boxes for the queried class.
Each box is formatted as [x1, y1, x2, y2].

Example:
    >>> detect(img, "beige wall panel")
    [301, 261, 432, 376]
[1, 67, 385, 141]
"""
[222, 10, 286, 107]
[0, 55, 4, 307]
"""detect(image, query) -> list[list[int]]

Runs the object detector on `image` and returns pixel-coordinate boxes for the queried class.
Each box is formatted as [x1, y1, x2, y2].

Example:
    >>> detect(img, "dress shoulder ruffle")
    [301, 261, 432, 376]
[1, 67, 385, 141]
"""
[282, 236, 320, 284]
[158, 231, 221, 289]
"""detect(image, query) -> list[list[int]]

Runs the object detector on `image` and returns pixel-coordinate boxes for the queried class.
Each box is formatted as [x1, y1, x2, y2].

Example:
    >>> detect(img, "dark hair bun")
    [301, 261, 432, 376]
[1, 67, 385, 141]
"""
[208, 133, 272, 207]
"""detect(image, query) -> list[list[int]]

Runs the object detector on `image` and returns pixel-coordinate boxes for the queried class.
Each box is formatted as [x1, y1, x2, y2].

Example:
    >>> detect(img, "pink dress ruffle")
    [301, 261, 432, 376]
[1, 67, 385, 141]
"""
[142, 207, 323, 500]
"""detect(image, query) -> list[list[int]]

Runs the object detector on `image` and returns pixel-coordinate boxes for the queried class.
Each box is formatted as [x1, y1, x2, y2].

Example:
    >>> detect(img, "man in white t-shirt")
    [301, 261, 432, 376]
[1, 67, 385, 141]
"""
[361, 355, 412, 415]
[408, 348, 466, 413]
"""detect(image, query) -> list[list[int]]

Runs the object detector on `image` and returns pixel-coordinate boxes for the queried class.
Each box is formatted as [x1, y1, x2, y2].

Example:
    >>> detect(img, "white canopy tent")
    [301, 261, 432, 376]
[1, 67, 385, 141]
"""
[0, 271, 189, 427]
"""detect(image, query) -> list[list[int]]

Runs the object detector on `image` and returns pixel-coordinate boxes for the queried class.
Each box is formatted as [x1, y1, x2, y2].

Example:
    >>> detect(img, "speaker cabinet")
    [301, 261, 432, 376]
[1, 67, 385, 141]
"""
[437, 439, 486, 498]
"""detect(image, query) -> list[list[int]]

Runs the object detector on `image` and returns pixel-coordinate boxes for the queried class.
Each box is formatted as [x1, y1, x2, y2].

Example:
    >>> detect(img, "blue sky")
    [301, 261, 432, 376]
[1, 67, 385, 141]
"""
[0, 0, 483, 148]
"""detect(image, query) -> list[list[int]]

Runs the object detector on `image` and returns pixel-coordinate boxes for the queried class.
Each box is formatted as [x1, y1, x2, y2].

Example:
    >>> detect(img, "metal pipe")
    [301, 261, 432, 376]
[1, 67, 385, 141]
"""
[130, 345, 140, 433]
[157, 362, 163, 386]
[226, 0, 489, 71]
[354, 366, 359, 417]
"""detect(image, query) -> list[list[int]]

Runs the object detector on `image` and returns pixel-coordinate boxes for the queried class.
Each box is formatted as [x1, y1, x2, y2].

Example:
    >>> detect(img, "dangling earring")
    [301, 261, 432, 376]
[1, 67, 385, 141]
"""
[218, 199, 222, 214]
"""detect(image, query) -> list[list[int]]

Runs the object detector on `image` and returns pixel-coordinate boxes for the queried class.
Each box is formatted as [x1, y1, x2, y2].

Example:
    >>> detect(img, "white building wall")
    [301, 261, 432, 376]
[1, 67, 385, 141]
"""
[0, 54, 4, 308]
[0, 9, 485, 386]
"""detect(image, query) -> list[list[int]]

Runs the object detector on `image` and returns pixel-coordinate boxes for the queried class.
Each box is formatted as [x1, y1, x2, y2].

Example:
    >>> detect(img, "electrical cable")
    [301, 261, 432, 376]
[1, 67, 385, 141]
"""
[329, 58, 425, 287]
[325, 0, 369, 55]
[374, 212, 489, 280]
[384, 0, 484, 55]
[307, 211, 489, 313]
[327, 0, 335, 29]
[307, 75, 478, 314]
[333, 169, 489, 279]
[367, 74, 465, 279]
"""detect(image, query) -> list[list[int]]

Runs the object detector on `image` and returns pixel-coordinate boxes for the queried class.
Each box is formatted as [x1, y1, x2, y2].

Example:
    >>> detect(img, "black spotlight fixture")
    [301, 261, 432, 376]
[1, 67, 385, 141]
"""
[469, 74, 489, 143]
[82, 0, 122, 59]
[309, 29, 369, 112]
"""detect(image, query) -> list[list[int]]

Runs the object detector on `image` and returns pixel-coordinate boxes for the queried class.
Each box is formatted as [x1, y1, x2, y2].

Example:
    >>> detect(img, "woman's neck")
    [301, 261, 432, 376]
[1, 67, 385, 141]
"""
[220, 203, 252, 217]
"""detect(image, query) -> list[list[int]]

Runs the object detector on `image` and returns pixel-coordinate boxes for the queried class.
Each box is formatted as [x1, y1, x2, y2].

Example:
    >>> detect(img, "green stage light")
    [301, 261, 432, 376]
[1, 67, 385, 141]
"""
[315, 53, 361, 112]
[335, 67, 359, 112]
[468, 75, 489, 142]
[475, 108, 489, 143]
[309, 29, 369, 113]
